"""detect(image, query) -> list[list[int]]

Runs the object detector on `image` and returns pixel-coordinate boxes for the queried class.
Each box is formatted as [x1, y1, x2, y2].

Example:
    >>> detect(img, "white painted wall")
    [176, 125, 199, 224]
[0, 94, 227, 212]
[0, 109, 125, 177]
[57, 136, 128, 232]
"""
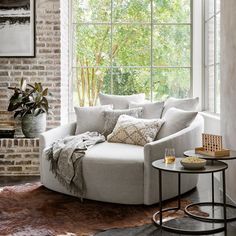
[60, 0, 69, 124]
[201, 112, 220, 135]
[192, 0, 203, 109]
[221, 0, 236, 202]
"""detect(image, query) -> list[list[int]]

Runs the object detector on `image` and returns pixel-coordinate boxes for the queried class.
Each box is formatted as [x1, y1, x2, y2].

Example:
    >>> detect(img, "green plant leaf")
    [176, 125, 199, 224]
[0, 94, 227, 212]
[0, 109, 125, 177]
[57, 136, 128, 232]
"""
[34, 82, 39, 91]
[27, 84, 35, 89]
[42, 88, 48, 96]
[38, 83, 43, 92]
[13, 110, 22, 118]
[8, 79, 50, 118]
[34, 108, 41, 116]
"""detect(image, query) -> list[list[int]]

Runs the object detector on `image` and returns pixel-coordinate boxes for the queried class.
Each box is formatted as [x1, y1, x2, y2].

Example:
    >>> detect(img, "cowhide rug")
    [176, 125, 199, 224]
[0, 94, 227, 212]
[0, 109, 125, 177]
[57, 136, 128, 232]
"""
[0, 182, 207, 236]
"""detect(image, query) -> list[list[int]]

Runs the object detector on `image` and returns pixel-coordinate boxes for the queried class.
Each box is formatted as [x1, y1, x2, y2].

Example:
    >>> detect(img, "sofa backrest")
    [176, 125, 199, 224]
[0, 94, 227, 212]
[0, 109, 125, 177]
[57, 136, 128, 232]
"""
[72, 114, 204, 137]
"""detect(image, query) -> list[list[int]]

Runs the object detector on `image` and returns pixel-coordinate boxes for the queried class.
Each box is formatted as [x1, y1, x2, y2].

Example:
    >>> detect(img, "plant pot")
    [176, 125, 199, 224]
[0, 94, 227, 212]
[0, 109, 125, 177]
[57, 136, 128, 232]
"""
[21, 113, 46, 138]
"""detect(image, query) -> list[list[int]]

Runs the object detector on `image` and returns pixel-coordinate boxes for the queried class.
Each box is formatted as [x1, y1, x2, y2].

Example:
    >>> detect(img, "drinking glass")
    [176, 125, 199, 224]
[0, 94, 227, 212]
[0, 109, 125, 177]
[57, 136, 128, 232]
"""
[165, 148, 176, 164]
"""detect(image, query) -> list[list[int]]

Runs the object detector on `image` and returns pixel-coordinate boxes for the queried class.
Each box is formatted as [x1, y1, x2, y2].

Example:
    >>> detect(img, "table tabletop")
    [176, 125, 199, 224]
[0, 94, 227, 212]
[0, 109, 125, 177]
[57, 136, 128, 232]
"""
[152, 158, 228, 174]
[184, 150, 236, 160]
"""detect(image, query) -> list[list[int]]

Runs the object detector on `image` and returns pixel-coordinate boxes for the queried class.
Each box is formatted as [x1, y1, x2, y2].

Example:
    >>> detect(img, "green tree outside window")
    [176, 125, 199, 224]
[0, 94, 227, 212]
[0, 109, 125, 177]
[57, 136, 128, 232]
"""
[72, 0, 191, 106]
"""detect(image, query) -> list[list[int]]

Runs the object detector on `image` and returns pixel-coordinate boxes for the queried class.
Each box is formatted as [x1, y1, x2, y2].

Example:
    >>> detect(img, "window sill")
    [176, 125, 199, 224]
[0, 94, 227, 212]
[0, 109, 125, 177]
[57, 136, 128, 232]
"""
[200, 111, 220, 120]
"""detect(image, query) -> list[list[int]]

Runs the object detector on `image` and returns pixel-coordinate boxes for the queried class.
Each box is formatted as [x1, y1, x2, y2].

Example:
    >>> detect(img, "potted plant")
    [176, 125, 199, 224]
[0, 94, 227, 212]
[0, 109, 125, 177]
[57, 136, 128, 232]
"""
[7, 78, 50, 138]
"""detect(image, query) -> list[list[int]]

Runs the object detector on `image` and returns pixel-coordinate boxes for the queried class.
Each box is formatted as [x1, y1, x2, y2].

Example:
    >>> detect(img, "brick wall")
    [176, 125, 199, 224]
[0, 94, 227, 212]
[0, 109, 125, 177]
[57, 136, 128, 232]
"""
[0, 138, 39, 176]
[0, 0, 61, 131]
[0, 0, 66, 176]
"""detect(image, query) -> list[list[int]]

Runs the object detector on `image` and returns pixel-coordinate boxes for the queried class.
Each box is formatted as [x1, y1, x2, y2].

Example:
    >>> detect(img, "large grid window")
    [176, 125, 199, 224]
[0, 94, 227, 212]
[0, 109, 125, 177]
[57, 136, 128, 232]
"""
[204, 0, 220, 113]
[71, 0, 192, 107]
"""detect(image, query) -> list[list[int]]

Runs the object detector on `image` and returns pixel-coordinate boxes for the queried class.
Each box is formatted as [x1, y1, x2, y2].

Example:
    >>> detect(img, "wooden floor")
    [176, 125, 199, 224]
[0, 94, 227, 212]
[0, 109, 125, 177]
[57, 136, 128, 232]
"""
[1, 175, 236, 235]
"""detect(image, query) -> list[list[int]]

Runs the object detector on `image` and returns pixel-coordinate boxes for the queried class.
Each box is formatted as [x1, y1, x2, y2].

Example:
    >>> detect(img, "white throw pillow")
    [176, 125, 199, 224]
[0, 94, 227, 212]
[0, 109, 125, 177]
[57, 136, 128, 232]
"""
[157, 107, 198, 139]
[107, 115, 165, 146]
[99, 93, 145, 109]
[74, 105, 113, 134]
[162, 97, 199, 117]
[129, 101, 164, 119]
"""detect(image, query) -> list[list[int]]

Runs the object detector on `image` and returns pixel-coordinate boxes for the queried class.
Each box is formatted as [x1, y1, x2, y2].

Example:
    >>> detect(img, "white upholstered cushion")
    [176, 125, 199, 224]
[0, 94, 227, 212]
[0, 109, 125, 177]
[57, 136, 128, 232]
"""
[99, 93, 145, 109]
[129, 101, 164, 119]
[83, 142, 144, 203]
[162, 97, 199, 117]
[157, 107, 198, 139]
[74, 105, 112, 134]
[41, 142, 144, 204]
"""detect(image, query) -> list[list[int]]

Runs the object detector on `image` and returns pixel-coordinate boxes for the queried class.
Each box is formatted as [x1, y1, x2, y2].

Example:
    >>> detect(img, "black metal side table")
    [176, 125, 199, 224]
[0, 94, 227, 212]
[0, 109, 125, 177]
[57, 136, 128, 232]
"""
[184, 149, 236, 222]
[152, 158, 228, 235]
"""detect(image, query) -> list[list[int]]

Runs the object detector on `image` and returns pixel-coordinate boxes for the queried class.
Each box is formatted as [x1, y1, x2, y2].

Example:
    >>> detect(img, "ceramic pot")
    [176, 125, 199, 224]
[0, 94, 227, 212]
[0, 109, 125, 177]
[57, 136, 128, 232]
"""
[21, 113, 46, 138]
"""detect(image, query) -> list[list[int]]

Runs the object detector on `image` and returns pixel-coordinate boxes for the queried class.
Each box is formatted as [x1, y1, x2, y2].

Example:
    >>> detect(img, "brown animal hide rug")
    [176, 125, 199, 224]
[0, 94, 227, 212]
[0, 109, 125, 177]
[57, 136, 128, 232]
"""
[0, 182, 207, 236]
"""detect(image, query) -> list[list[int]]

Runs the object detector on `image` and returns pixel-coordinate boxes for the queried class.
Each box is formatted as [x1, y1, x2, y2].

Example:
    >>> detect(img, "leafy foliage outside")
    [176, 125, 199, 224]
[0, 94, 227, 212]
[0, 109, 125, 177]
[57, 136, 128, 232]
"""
[73, 0, 191, 106]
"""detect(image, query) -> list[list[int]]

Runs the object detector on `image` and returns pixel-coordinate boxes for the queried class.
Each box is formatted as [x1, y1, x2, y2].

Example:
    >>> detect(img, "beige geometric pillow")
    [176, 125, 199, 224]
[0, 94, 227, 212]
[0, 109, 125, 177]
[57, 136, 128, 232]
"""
[107, 115, 164, 146]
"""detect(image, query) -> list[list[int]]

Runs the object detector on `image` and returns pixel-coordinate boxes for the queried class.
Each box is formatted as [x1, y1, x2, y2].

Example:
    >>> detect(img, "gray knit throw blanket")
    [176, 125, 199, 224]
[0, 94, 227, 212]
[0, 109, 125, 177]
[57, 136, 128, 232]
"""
[45, 132, 105, 198]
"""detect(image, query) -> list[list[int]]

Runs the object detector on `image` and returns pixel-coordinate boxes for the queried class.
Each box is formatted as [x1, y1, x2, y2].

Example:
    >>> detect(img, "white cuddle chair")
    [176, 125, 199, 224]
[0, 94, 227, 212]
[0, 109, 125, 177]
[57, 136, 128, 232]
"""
[39, 114, 203, 205]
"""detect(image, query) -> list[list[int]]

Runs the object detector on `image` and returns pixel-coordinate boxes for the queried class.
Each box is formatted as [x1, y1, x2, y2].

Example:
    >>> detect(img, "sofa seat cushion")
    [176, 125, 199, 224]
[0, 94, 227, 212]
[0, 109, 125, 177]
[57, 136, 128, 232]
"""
[82, 142, 144, 204]
[84, 141, 144, 163]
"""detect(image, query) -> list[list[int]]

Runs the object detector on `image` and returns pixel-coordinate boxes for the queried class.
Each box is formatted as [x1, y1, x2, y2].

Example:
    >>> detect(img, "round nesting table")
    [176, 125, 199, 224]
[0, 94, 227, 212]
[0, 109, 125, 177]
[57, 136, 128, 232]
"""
[152, 158, 228, 235]
[184, 150, 236, 223]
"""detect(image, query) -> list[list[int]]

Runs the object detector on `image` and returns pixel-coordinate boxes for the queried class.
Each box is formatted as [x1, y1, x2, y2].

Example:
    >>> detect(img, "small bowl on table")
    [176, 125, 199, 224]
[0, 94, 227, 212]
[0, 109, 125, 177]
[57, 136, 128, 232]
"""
[180, 157, 207, 170]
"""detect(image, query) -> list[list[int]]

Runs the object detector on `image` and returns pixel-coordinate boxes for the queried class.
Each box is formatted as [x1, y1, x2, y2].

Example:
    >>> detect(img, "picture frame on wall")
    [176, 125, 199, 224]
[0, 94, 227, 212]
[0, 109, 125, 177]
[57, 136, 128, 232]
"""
[0, 0, 35, 57]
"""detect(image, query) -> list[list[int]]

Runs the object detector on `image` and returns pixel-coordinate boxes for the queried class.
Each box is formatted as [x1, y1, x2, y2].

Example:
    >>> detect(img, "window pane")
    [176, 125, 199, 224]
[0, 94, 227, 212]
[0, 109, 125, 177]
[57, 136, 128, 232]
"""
[113, 0, 151, 22]
[74, 67, 112, 106]
[112, 25, 151, 66]
[216, 64, 220, 113]
[74, 25, 111, 67]
[153, 25, 191, 66]
[72, 1, 192, 109]
[105, 68, 151, 98]
[207, 65, 215, 112]
[216, 13, 220, 64]
[205, 0, 214, 20]
[72, 0, 111, 22]
[72, 68, 80, 107]
[206, 18, 215, 66]
[153, 0, 191, 23]
[152, 68, 191, 100]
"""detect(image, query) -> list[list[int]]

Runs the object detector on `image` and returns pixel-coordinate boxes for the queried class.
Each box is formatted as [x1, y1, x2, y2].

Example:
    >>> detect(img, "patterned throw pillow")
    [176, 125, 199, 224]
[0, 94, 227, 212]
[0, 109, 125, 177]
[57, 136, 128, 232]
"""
[107, 115, 164, 146]
[103, 108, 142, 137]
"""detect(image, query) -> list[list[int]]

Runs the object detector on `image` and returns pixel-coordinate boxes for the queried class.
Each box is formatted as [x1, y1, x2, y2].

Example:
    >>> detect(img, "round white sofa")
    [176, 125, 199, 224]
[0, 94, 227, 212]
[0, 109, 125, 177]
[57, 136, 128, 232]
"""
[39, 115, 203, 205]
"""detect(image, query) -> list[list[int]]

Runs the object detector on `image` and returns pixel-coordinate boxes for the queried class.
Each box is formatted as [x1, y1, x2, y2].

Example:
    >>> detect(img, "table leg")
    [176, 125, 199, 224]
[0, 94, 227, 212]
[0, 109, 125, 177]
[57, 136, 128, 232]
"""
[212, 172, 215, 219]
[159, 169, 162, 226]
[212, 172, 215, 205]
[178, 173, 181, 209]
[222, 170, 227, 231]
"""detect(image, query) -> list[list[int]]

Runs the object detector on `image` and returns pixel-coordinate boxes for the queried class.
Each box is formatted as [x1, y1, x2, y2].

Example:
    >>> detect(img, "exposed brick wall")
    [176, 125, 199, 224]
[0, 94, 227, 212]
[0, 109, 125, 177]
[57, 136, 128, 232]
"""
[0, 0, 61, 132]
[0, 0, 72, 176]
[0, 138, 39, 176]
